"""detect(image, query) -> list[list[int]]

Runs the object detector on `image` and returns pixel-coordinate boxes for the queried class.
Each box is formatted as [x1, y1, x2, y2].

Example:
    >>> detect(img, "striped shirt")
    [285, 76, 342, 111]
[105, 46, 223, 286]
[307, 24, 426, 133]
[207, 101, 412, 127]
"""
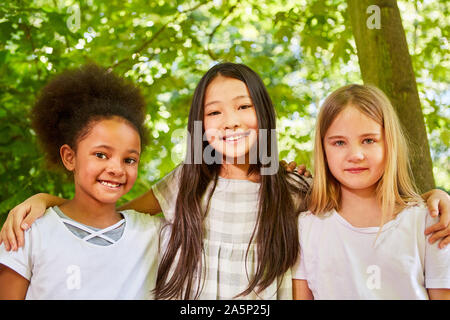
[153, 166, 308, 299]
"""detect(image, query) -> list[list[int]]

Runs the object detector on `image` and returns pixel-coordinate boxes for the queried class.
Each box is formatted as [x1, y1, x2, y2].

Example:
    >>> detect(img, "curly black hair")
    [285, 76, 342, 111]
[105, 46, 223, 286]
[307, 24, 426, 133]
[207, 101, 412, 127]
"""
[31, 63, 148, 168]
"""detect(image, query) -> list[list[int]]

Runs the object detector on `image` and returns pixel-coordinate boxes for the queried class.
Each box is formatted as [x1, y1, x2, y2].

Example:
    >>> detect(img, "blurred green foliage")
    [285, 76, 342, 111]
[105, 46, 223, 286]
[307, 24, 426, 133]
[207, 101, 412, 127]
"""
[0, 0, 448, 222]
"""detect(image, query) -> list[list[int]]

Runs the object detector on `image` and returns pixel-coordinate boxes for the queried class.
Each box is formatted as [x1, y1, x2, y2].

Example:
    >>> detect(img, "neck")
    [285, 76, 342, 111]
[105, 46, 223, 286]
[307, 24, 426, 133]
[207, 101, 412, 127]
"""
[219, 162, 260, 182]
[59, 192, 121, 229]
[338, 184, 382, 227]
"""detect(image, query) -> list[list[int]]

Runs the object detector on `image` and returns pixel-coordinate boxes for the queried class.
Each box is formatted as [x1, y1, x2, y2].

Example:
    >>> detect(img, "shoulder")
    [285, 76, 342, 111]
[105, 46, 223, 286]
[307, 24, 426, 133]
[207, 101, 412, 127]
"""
[298, 210, 325, 225]
[151, 165, 183, 202]
[298, 210, 315, 220]
[296, 211, 335, 251]
[397, 203, 430, 221]
[151, 165, 184, 222]
[298, 209, 334, 229]
[27, 207, 60, 234]
[392, 203, 440, 233]
[121, 210, 164, 230]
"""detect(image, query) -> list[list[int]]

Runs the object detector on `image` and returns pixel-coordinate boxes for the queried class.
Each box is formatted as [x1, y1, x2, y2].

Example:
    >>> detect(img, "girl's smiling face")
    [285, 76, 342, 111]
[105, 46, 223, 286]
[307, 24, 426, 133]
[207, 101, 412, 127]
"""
[63, 117, 141, 205]
[203, 76, 258, 162]
[324, 106, 386, 195]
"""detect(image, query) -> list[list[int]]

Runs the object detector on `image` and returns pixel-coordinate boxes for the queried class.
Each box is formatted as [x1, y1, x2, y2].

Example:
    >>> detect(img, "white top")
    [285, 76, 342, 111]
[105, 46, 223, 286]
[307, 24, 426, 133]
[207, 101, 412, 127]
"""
[0, 207, 162, 300]
[293, 205, 450, 299]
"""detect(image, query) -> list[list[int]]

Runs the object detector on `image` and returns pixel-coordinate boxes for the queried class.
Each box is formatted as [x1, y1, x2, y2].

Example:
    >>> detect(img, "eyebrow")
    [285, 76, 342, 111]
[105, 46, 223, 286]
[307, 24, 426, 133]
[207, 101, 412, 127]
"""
[93, 144, 140, 155]
[326, 133, 381, 140]
[204, 95, 251, 108]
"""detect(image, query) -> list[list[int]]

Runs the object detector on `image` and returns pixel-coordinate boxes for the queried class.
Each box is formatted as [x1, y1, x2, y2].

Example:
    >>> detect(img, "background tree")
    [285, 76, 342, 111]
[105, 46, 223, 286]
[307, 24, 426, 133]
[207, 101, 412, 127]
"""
[347, 0, 434, 193]
[0, 0, 448, 224]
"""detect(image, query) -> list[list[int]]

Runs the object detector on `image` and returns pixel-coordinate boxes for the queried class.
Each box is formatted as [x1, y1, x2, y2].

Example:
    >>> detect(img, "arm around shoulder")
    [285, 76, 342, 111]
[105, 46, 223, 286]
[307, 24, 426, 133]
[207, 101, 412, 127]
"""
[118, 189, 161, 215]
[120, 166, 182, 217]
[0, 193, 66, 251]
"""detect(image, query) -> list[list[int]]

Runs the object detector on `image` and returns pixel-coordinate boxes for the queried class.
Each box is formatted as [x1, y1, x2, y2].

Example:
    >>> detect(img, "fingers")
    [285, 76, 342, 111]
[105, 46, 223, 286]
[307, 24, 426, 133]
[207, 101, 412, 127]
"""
[281, 161, 312, 178]
[438, 236, 450, 249]
[296, 164, 306, 175]
[287, 161, 297, 172]
[0, 232, 4, 250]
[22, 209, 40, 231]
[0, 216, 12, 251]
[437, 196, 450, 226]
[13, 209, 26, 248]
[12, 205, 43, 250]
[0, 214, 16, 251]
[5, 222, 18, 251]
[1, 204, 31, 252]
[296, 164, 312, 178]
[426, 196, 440, 218]
[281, 160, 298, 173]
[425, 192, 450, 248]
[425, 221, 445, 236]
[427, 227, 450, 247]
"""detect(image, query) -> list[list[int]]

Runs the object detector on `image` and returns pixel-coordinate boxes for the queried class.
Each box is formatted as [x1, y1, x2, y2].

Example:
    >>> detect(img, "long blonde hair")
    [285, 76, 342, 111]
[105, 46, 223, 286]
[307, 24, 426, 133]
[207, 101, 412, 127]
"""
[309, 84, 422, 226]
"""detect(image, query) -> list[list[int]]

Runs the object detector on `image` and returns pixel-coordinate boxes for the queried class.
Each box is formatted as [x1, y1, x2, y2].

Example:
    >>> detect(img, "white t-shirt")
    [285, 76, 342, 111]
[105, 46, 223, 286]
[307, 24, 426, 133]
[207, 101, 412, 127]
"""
[0, 207, 162, 300]
[293, 205, 450, 299]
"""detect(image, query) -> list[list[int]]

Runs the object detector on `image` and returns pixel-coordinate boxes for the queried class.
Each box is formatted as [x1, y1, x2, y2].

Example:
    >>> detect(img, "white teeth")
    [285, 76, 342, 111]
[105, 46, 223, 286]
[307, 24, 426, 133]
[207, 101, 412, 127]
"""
[224, 133, 248, 141]
[225, 136, 242, 141]
[100, 181, 121, 188]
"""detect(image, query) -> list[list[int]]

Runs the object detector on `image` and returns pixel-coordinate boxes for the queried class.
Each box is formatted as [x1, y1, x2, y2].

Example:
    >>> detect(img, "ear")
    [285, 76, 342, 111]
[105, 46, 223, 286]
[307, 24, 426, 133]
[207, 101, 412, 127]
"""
[60, 144, 76, 171]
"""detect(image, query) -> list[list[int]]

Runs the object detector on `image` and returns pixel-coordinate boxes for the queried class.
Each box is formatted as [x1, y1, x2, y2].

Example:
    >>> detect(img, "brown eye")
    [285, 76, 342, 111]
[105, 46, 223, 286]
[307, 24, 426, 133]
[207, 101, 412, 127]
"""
[95, 152, 107, 159]
[125, 158, 137, 165]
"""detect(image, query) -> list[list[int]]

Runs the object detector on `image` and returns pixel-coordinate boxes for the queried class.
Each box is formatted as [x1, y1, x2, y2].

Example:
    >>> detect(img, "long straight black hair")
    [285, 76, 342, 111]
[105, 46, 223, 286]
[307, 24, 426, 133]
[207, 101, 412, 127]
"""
[155, 62, 309, 299]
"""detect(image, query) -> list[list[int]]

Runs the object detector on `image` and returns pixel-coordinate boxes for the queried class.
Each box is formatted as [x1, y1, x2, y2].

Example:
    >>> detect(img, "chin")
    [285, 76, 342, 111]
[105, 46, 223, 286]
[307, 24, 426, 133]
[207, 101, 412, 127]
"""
[340, 181, 378, 193]
[95, 192, 126, 204]
[98, 198, 121, 205]
[223, 151, 249, 159]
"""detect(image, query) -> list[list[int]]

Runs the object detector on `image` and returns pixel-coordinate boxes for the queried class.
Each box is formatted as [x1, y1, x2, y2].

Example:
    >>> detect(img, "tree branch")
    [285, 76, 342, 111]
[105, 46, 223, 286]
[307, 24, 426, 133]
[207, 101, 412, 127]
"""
[207, 4, 238, 60]
[110, 1, 209, 70]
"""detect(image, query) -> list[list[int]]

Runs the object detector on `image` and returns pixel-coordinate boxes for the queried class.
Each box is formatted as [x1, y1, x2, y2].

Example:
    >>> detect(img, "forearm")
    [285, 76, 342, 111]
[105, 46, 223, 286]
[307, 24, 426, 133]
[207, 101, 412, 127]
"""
[428, 288, 450, 300]
[32, 193, 67, 208]
[117, 190, 162, 215]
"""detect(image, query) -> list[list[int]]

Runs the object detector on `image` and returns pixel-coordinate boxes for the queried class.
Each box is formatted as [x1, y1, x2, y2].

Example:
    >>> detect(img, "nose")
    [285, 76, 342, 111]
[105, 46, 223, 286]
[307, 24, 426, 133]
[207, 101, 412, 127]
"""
[348, 144, 365, 163]
[223, 109, 241, 130]
[106, 158, 125, 176]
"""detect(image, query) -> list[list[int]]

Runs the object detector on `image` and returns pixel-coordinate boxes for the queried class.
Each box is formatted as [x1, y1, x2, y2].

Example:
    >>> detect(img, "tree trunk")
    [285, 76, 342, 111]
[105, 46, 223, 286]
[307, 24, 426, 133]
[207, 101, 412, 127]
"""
[347, 0, 435, 193]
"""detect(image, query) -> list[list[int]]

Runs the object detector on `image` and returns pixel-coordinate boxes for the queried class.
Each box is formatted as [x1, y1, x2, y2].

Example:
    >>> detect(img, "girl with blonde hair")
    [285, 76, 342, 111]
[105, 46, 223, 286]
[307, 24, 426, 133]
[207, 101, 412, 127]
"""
[293, 84, 449, 300]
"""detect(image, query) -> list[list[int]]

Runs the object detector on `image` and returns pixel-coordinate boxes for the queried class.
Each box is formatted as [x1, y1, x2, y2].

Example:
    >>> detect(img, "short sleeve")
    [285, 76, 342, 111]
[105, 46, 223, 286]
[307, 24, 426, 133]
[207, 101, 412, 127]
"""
[152, 165, 183, 223]
[424, 213, 450, 289]
[0, 228, 34, 280]
[292, 246, 307, 280]
[292, 213, 310, 280]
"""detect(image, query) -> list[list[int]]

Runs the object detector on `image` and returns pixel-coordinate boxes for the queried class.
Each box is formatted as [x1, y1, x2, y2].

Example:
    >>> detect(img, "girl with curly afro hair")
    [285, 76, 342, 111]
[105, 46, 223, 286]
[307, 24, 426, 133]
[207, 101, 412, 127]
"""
[0, 64, 162, 299]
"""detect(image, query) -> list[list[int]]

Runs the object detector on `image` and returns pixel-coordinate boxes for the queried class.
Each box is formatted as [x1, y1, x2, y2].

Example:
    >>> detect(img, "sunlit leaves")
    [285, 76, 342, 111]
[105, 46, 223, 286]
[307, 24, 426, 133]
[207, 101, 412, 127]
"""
[0, 0, 448, 219]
